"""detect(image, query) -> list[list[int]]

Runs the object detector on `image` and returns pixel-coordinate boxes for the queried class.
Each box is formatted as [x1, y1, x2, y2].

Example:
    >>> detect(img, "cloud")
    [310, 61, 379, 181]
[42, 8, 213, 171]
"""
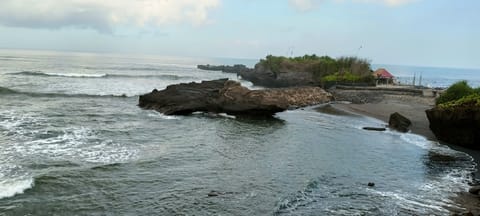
[0, 0, 220, 33]
[351, 0, 417, 6]
[289, 0, 322, 12]
[289, 0, 417, 11]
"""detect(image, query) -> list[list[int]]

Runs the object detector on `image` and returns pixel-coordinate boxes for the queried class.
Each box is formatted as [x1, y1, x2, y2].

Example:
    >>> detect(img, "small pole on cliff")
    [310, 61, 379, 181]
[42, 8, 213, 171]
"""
[419, 72, 423, 87]
[412, 72, 416, 87]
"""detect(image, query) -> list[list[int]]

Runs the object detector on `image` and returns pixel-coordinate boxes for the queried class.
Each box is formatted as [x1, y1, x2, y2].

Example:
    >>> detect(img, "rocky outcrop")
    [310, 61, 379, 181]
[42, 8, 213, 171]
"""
[138, 79, 333, 116]
[426, 106, 480, 149]
[197, 64, 252, 74]
[238, 62, 319, 88]
[389, 112, 412, 132]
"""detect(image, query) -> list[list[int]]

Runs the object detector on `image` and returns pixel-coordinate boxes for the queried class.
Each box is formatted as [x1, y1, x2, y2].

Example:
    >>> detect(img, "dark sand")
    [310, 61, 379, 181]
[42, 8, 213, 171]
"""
[330, 93, 480, 215]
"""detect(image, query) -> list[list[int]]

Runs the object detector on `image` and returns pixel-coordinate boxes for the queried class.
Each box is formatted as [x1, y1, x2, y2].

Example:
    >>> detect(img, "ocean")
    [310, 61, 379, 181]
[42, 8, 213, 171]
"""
[0, 49, 478, 215]
[373, 64, 480, 88]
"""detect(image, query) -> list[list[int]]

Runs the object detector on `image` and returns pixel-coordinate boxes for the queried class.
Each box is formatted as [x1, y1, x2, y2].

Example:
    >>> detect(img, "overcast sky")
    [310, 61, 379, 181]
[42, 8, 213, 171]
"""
[0, 0, 478, 68]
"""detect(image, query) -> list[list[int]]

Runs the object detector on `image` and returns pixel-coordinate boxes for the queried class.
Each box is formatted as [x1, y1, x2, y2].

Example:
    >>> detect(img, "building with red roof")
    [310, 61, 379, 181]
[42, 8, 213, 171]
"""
[373, 68, 395, 85]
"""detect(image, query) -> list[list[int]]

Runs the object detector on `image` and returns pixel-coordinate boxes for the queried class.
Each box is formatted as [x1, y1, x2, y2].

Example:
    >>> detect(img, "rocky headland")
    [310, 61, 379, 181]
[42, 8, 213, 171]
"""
[426, 98, 480, 149]
[212, 55, 374, 88]
[139, 79, 332, 116]
[238, 61, 319, 87]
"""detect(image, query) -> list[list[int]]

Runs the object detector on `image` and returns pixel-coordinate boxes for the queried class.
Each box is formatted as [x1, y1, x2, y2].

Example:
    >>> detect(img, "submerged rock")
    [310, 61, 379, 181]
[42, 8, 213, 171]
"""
[468, 186, 480, 195]
[138, 79, 332, 116]
[426, 106, 480, 149]
[388, 112, 411, 132]
[208, 191, 220, 197]
[362, 127, 386, 131]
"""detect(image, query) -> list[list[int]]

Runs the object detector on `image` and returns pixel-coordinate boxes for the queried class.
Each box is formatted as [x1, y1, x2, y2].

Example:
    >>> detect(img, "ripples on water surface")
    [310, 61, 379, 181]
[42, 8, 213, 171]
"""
[0, 50, 477, 215]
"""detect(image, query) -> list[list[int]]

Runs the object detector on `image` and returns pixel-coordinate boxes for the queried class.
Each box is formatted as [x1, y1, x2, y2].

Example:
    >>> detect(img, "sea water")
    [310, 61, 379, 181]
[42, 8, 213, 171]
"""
[0, 49, 477, 215]
[373, 64, 480, 88]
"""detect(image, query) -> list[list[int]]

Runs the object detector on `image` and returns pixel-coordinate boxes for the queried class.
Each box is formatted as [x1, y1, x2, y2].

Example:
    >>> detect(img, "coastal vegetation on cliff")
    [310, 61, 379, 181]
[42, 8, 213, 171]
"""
[436, 81, 480, 108]
[258, 54, 374, 84]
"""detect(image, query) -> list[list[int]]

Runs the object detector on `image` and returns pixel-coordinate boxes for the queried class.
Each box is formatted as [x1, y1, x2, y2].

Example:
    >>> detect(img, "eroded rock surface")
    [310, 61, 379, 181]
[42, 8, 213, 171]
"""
[139, 79, 332, 116]
[426, 106, 480, 149]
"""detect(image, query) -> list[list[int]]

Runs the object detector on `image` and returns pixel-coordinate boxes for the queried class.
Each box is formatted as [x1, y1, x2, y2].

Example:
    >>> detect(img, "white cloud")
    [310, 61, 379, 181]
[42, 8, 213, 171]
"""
[289, 0, 322, 12]
[289, 0, 417, 11]
[351, 0, 417, 6]
[0, 0, 220, 33]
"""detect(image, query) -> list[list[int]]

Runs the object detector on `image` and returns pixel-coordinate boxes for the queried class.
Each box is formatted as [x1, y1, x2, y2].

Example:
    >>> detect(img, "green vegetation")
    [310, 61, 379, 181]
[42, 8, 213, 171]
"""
[436, 81, 480, 109]
[436, 81, 480, 105]
[258, 54, 373, 83]
[438, 93, 480, 109]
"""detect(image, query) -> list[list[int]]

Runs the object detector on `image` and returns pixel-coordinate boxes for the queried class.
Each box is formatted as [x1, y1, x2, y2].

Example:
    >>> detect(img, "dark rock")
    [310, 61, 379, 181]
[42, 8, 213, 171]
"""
[197, 64, 252, 74]
[388, 112, 412, 132]
[368, 182, 375, 187]
[362, 127, 386, 131]
[426, 106, 480, 149]
[208, 191, 219, 197]
[238, 62, 319, 88]
[138, 79, 332, 116]
[468, 186, 480, 195]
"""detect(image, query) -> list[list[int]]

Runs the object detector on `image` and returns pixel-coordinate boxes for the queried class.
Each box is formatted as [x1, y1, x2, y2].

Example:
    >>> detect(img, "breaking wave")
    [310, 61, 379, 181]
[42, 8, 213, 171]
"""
[8, 71, 193, 80]
[0, 86, 131, 98]
[0, 178, 34, 199]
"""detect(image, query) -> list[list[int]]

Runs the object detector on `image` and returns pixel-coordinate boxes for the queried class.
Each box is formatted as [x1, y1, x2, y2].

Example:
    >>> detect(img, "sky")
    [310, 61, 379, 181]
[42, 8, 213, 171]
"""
[0, 0, 478, 68]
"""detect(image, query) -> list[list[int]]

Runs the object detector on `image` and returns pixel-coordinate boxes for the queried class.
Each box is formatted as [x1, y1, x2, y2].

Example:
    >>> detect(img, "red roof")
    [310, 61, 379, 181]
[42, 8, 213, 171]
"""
[374, 68, 394, 79]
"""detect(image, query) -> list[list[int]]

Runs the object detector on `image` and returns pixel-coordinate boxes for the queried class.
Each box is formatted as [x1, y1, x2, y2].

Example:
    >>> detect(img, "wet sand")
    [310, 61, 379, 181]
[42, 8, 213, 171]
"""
[332, 94, 437, 141]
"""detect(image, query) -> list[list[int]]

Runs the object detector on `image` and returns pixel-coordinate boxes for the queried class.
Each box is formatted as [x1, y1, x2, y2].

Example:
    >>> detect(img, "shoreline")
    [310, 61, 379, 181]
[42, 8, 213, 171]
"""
[328, 91, 480, 215]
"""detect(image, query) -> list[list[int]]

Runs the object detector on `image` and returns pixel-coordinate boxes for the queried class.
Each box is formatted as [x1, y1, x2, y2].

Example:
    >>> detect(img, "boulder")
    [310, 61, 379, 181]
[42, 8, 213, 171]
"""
[426, 106, 480, 149]
[138, 79, 333, 116]
[388, 112, 412, 132]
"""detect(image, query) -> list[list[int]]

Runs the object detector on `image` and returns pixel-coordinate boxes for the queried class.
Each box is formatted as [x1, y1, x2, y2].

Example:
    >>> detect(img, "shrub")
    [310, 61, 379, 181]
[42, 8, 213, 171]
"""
[438, 93, 480, 109]
[436, 81, 474, 105]
[322, 72, 375, 83]
[475, 87, 480, 94]
[257, 54, 372, 83]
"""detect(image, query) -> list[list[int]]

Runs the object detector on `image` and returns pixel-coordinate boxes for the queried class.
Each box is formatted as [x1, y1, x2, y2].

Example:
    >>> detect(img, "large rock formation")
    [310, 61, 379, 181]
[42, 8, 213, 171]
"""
[238, 63, 319, 88]
[138, 79, 332, 116]
[389, 112, 412, 132]
[426, 106, 480, 149]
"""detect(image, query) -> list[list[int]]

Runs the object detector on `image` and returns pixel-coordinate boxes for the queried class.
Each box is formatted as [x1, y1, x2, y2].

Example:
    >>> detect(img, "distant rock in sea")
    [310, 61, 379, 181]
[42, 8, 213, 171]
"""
[197, 64, 252, 74]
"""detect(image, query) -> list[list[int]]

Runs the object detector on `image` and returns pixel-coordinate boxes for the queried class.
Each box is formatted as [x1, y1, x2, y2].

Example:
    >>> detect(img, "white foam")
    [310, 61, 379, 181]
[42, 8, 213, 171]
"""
[146, 111, 179, 120]
[0, 110, 45, 139]
[399, 132, 433, 149]
[0, 178, 34, 199]
[217, 113, 236, 119]
[0, 110, 138, 165]
[12, 127, 137, 164]
[45, 72, 107, 78]
[369, 189, 451, 213]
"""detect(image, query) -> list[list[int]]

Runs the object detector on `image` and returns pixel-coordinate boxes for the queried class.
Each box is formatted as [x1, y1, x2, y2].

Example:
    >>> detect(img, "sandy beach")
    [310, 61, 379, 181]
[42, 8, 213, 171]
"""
[332, 94, 436, 140]
[330, 89, 480, 215]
